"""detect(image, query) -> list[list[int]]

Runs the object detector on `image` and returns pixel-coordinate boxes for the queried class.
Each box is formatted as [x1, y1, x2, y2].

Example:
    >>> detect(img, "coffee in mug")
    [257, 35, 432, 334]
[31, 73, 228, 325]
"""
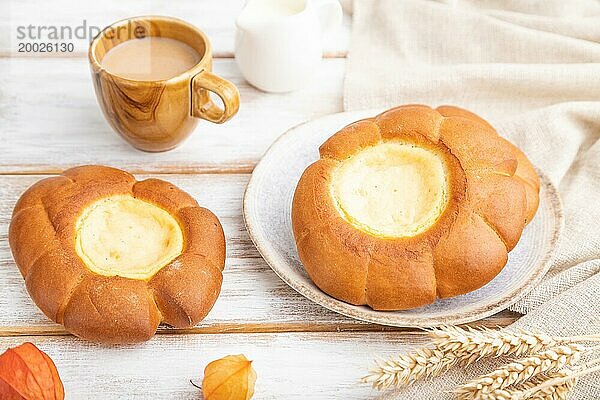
[101, 37, 201, 81]
[89, 16, 240, 152]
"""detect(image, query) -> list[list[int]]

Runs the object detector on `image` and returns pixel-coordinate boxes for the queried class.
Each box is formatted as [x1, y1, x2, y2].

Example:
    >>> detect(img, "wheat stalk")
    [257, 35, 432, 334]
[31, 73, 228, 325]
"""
[516, 359, 600, 400]
[363, 325, 600, 391]
[455, 344, 584, 400]
[469, 369, 578, 400]
[362, 346, 462, 389]
[516, 369, 578, 400]
[431, 326, 557, 364]
[363, 327, 555, 389]
[472, 360, 600, 400]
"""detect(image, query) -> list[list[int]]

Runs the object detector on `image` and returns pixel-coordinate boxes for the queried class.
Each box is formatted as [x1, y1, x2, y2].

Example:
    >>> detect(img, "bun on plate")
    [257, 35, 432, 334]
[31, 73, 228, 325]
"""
[292, 105, 539, 310]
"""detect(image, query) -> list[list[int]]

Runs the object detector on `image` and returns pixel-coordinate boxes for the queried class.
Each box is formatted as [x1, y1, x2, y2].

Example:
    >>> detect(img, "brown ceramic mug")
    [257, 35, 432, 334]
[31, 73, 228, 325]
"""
[89, 16, 240, 152]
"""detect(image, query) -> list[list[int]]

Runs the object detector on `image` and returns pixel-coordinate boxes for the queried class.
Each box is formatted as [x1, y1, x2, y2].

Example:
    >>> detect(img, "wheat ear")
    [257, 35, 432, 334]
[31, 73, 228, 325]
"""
[362, 346, 462, 389]
[466, 369, 578, 400]
[363, 327, 557, 389]
[455, 344, 584, 400]
[516, 358, 600, 400]
[430, 326, 558, 364]
[516, 369, 578, 400]
[477, 360, 600, 400]
[363, 326, 600, 391]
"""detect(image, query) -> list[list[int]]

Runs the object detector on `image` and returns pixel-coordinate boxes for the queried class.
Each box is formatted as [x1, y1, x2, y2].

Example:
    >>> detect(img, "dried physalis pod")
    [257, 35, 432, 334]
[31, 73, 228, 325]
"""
[202, 354, 256, 400]
[0, 342, 64, 399]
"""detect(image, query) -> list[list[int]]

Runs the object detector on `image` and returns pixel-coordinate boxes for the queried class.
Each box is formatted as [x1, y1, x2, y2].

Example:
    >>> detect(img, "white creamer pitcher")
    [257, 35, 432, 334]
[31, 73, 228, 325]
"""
[235, 0, 342, 93]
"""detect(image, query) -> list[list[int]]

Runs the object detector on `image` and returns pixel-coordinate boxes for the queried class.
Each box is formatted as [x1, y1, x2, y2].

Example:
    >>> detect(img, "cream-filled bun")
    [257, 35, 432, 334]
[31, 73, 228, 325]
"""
[9, 165, 225, 343]
[292, 105, 539, 310]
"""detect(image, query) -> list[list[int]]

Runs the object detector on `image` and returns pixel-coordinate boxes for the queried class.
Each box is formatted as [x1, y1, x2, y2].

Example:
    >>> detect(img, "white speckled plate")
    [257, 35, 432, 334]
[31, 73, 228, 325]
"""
[243, 110, 563, 327]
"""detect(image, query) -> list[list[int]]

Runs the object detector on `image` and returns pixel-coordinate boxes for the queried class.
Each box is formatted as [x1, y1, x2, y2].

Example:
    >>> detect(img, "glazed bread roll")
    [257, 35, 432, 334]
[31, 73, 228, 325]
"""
[292, 105, 540, 310]
[9, 165, 225, 343]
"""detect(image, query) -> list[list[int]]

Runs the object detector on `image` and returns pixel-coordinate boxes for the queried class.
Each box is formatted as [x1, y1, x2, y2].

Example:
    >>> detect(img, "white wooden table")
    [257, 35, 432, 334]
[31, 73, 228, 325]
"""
[0, 1, 519, 398]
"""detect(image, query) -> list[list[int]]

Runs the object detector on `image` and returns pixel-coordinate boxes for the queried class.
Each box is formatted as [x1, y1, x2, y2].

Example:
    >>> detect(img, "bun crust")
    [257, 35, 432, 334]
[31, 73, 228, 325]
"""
[292, 105, 540, 310]
[9, 165, 225, 343]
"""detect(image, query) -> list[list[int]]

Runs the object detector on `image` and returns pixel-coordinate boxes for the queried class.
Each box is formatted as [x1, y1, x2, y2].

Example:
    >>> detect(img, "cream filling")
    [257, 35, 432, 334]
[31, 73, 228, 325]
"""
[331, 142, 448, 238]
[75, 195, 183, 280]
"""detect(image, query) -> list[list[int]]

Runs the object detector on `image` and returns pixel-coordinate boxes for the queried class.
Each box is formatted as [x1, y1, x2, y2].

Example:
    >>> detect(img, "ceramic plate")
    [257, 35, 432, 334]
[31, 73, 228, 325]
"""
[243, 110, 563, 327]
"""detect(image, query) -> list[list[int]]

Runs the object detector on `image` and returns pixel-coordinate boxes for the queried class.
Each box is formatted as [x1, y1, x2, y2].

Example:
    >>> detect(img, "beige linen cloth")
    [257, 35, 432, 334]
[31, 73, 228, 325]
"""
[344, 0, 600, 398]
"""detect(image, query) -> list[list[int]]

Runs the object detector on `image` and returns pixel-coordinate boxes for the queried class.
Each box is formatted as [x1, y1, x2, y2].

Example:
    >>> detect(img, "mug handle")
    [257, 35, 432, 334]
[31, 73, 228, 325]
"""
[315, 0, 343, 35]
[191, 70, 240, 124]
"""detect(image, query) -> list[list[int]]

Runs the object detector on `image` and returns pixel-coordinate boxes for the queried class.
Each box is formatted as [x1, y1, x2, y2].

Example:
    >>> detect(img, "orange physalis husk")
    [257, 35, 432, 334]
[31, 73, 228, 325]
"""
[202, 354, 256, 400]
[0, 342, 64, 400]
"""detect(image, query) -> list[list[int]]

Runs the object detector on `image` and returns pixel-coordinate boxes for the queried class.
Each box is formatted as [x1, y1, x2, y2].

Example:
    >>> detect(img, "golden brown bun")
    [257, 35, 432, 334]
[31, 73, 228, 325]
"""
[9, 165, 225, 343]
[292, 105, 540, 310]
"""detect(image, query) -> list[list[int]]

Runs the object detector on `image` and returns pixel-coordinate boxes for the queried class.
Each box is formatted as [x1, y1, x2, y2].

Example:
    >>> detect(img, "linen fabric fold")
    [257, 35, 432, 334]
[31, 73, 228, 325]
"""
[345, 0, 600, 397]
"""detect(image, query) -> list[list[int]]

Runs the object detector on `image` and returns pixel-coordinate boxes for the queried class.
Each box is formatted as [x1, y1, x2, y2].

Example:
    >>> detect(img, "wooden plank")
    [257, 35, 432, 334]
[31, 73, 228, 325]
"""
[0, 57, 345, 174]
[0, 174, 519, 334]
[0, 331, 428, 399]
[0, 0, 350, 58]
